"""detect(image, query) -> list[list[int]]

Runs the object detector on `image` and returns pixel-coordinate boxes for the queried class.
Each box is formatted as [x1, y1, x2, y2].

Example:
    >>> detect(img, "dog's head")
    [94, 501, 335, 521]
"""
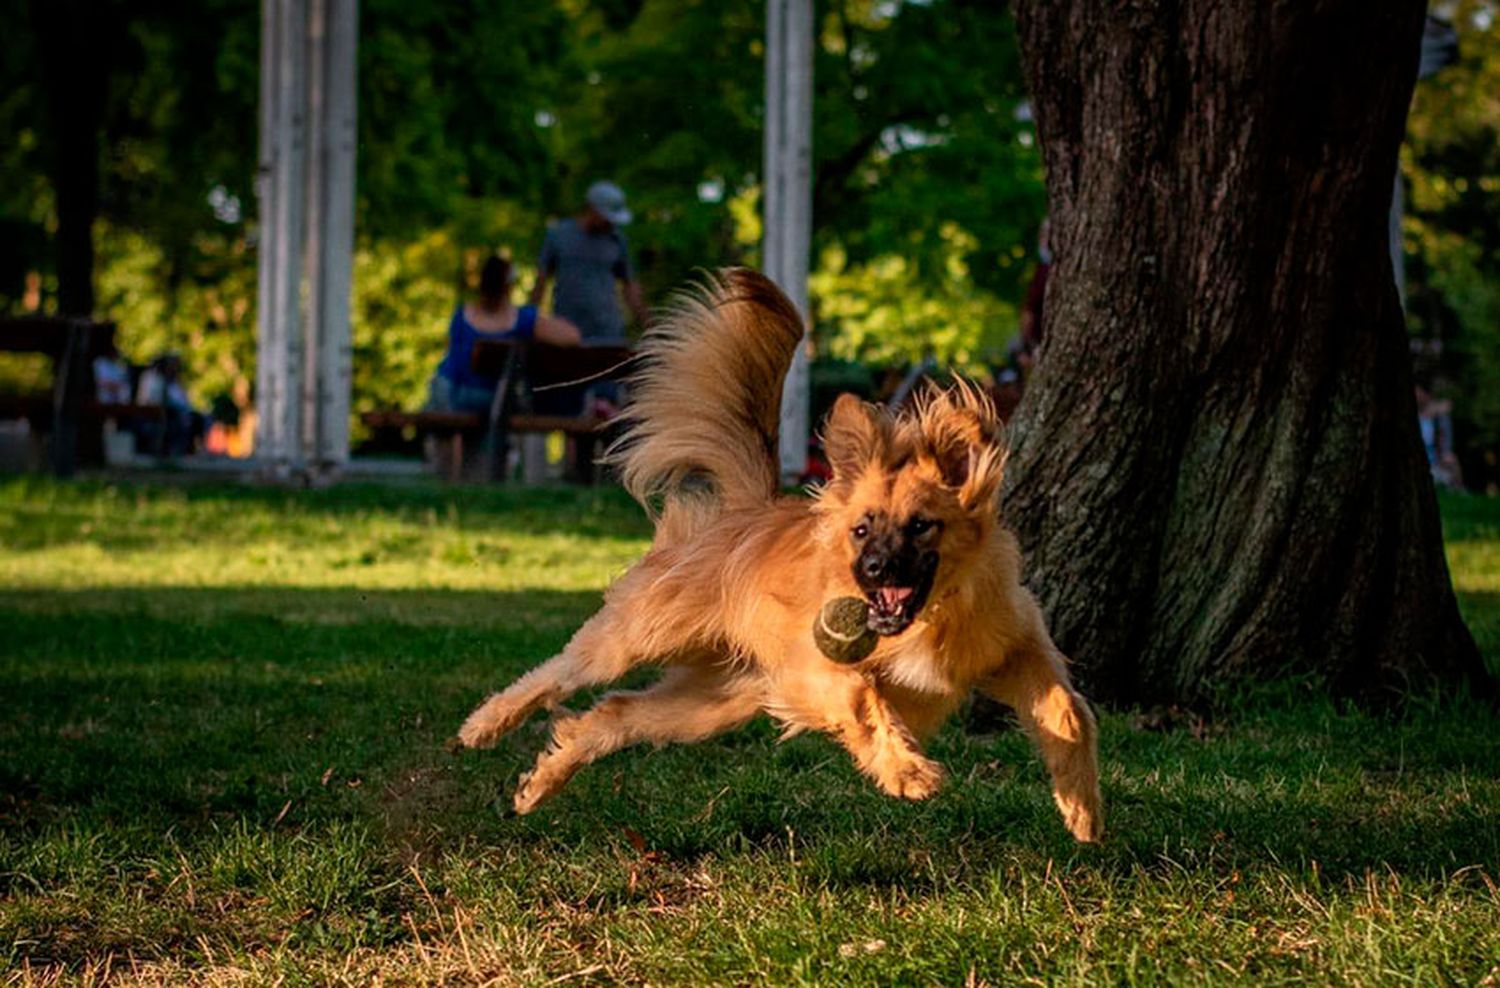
[816, 383, 1006, 636]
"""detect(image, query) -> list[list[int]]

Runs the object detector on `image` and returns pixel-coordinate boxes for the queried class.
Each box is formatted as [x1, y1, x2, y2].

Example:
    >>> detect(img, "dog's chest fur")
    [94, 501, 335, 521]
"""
[867, 633, 956, 697]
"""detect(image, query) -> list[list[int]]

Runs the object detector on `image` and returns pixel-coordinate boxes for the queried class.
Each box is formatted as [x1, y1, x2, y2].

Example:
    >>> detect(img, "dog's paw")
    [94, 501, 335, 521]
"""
[513, 767, 570, 815]
[882, 755, 945, 801]
[512, 771, 547, 815]
[456, 711, 498, 750]
[1056, 792, 1104, 843]
[457, 693, 520, 749]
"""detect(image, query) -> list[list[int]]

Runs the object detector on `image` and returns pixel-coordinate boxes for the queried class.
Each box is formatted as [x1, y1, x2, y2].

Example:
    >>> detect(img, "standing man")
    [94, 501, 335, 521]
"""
[528, 181, 648, 480]
[531, 181, 650, 342]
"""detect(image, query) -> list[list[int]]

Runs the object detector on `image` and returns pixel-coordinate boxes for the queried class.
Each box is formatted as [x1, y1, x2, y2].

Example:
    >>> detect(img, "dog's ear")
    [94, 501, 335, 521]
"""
[922, 405, 985, 488]
[823, 394, 888, 481]
[916, 386, 1005, 508]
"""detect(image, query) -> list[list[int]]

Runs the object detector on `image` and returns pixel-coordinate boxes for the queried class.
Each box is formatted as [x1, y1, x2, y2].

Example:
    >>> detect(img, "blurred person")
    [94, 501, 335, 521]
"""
[428, 254, 581, 415]
[1416, 383, 1464, 490]
[203, 393, 242, 455]
[91, 337, 135, 464]
[991, 366, 1023, 423]
[92, 338, 131, 404]
[531, 181, 650, 346]
[530, 182, 647, 479]
[1010, 218, 1052, 377]
[136, 353, 206, 455]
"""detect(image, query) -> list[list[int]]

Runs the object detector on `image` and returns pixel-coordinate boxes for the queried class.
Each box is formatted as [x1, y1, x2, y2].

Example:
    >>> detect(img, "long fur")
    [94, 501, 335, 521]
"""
[458, 268, 1104, 843]
[605, 268, 804, 515]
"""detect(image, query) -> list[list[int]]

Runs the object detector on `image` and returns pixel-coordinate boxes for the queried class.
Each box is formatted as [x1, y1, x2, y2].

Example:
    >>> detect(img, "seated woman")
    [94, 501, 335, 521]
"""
[428, 254, 580, 414]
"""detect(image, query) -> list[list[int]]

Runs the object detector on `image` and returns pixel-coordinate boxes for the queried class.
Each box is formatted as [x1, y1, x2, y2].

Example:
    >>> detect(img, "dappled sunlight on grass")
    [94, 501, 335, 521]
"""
[2, 478, 1497, 984]
[0, 477, 650, 602]
[1440, 492, 1500, 675]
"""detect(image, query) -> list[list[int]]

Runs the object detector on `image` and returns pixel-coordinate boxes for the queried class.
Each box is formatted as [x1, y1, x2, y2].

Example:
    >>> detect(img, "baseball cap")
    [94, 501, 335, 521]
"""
[585, 181, 632, 226]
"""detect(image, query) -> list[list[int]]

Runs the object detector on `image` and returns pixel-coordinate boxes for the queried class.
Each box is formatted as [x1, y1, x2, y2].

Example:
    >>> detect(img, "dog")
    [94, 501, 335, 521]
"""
[457, 268, 1103, 842]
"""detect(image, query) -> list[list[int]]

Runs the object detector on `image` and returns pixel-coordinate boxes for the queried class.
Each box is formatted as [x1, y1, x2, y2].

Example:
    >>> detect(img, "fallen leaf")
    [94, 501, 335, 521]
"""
[839, 939, 887, 958]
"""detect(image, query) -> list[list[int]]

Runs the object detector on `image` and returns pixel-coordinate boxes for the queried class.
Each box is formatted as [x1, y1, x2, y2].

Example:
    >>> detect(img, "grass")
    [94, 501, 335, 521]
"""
[2, 475, 1497, 985]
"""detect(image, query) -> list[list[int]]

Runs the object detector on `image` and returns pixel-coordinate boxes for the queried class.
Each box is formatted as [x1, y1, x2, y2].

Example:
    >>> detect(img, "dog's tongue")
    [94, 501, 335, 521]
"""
[876, 587, 913, 612]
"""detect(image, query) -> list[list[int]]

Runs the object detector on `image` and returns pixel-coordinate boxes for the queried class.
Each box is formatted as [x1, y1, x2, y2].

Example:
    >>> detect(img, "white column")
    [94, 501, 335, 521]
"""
[303, 0, 358, 476]
[256, 0, 307, 475]
[255, 0, 275, 462]
[763, 0, 813, 482]
[255, 0, 357, 481]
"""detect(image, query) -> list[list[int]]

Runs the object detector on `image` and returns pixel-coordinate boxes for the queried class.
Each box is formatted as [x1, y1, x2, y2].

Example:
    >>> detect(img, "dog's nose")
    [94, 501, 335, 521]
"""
[860, 554, 888, 581]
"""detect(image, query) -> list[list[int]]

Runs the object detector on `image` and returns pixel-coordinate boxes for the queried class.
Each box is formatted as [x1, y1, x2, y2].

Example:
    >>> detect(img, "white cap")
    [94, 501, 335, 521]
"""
[585, 181, 632, 226]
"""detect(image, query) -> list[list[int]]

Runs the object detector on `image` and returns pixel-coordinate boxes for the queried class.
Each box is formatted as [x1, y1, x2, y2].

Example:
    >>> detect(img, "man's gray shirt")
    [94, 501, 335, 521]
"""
[537, 218, 633, 341]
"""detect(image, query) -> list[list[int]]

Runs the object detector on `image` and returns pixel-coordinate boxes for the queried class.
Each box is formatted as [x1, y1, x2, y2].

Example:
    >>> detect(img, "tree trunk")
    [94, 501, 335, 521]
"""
[33, 0, 108, 317]
[1004, 0, 1489, 705]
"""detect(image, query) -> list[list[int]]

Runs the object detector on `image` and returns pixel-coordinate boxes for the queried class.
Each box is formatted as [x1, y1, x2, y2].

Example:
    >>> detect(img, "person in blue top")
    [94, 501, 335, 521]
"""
[428, 254, 581, 414]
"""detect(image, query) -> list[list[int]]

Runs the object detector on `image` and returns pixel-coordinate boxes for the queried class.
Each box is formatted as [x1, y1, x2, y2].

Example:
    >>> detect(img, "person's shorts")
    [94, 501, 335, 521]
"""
[427, 374, 495, 415]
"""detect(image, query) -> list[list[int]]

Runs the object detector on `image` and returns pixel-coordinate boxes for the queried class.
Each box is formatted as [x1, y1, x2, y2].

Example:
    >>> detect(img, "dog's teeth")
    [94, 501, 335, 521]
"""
[879, 588, 912, 609]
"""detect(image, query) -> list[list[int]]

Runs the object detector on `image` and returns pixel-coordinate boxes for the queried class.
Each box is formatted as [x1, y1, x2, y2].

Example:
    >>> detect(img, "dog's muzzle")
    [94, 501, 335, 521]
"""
[855, 544, 937, 636]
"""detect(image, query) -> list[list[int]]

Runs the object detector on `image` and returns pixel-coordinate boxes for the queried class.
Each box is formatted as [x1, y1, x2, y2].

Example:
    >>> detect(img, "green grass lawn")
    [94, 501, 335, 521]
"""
[2, 477, 1497, 985]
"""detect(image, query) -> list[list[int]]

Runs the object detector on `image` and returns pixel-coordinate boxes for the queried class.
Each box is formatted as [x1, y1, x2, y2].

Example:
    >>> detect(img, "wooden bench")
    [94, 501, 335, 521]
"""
[0, 317, 164, 475]
[360, 340, 634, 482]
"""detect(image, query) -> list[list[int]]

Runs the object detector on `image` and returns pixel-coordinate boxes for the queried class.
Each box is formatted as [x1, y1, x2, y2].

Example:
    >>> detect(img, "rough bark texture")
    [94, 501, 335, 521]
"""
[1004, 0, 1489, 705]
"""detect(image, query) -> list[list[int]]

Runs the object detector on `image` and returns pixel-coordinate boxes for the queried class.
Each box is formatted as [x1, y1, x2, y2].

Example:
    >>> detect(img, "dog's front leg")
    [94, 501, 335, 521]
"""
[513, 664, 761, 814]
[458, 603, 655, 750]
[979, 645, 1103, 843]
[767, 654, 944, 800]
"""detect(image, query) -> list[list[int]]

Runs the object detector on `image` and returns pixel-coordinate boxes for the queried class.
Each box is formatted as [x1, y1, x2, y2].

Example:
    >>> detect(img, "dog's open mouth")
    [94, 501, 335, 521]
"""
[865, 569, 935, 636]
[870, 586, 913, 620]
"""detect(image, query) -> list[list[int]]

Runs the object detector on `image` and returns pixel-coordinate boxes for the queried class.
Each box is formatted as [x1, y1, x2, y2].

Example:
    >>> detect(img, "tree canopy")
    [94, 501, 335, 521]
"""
[2, 0, 1497, 484]
[0, 0, 1043, 419]
[1404, 0, 1500, 488]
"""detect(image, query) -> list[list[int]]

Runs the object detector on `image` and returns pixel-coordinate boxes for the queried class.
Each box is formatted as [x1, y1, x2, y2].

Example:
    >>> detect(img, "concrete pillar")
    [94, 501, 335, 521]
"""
[304, 0, 358, 478]
[763, 0, 813, 482]
[256, 0, 357, 481]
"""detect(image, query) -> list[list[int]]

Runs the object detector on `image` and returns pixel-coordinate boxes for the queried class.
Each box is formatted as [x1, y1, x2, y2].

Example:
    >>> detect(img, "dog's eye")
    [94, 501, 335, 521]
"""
[851, 523, 870, 540]
[908, 517, 938, 536]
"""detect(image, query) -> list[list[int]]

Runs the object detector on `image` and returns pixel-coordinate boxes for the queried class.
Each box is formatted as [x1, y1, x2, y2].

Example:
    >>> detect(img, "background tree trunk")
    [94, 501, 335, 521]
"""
[32, 0, 108, 317]
[1004, 0, 1490, 705]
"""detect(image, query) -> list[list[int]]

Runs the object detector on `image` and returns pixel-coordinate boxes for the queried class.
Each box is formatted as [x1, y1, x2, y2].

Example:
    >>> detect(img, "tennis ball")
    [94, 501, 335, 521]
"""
[813, 595, 878, 663]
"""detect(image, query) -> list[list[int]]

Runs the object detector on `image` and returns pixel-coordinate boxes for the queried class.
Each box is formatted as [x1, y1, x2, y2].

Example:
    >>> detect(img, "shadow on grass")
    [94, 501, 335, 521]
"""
[0, 586, 606, 630]
[1454, 590, 1500, 677]
[1438, 490, 1500, 543]
[3, 587, 1497, 899]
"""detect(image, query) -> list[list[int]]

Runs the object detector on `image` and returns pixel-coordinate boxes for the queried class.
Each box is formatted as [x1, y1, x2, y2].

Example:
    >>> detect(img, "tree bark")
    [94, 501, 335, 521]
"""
[1004, 0, 1490, 705]
[32, 0, 108, 317]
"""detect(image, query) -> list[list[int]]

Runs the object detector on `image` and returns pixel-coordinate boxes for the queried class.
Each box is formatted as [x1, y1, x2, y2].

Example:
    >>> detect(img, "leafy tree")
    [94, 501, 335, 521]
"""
[1403, 1, 1500, 486]
[2, 0, 1051, 420]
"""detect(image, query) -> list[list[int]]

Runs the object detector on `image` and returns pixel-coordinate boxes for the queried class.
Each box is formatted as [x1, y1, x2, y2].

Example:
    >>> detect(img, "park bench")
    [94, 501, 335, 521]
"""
[360, 340, 634, 483]
[0, 317, 166, 475]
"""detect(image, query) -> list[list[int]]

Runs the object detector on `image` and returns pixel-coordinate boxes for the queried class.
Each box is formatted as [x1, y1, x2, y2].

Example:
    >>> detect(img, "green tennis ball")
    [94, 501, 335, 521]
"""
[813, 596, 878, 663]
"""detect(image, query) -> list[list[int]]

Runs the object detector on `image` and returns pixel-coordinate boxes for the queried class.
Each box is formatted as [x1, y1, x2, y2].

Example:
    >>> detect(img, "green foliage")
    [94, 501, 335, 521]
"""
[1, 478, 1498, 982]
[1404, 2, 1500, 462]
[2, 0, 1049, 431]
[811, 223, 1017, 371]
[94, 222, 259, 408]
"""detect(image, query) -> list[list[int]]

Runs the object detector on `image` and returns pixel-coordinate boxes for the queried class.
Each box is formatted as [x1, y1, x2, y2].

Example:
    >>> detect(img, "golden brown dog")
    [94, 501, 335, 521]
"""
[457, 268, 1103, 842]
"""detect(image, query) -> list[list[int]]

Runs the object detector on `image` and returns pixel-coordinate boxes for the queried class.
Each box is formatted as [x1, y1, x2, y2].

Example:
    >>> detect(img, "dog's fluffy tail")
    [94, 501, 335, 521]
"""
[607, 268, 804, 515]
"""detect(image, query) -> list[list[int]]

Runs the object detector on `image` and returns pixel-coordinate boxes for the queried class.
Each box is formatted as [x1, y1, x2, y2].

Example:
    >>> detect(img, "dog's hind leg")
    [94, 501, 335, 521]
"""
[979, 646, 1103, 843]
[512, 665, 762, 814]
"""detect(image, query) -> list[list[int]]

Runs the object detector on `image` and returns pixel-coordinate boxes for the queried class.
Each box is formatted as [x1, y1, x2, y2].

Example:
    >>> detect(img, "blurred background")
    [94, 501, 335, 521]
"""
[0, 0, 1497, 485]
